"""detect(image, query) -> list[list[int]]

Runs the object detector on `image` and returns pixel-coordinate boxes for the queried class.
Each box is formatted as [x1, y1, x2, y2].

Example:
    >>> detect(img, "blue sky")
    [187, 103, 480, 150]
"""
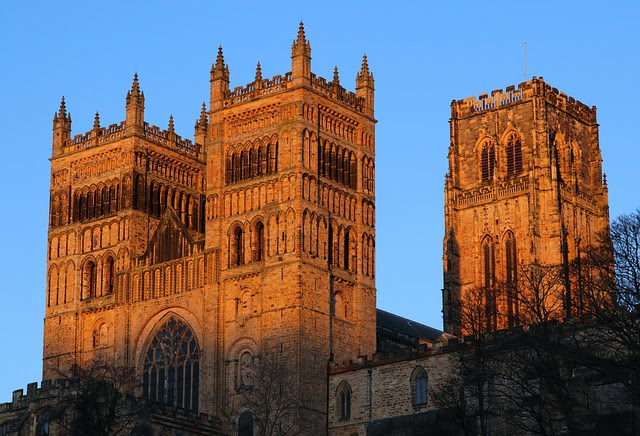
[0, 1, 638, 401]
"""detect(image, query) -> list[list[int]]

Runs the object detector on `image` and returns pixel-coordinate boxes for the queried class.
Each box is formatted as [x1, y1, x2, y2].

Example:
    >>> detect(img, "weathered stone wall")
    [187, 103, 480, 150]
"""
[328, 343, 457, 436]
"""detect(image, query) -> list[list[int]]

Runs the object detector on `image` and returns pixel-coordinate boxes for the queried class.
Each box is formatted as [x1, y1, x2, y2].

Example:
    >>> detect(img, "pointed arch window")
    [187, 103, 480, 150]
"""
[337, 382, 351, 421]
[506, 132, 523, 176]
[505, 232, 519, 327]
[142, 316, 200, 413]
[410, 366, 428, 407]
[481, 140, 495, 182]
[238, 411, 254, 436]
[482, 236, 497, 330]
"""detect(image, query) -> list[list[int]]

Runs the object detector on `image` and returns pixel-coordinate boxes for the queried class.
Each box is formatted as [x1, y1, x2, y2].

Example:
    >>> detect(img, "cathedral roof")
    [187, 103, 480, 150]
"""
[376, 309, 443, 352]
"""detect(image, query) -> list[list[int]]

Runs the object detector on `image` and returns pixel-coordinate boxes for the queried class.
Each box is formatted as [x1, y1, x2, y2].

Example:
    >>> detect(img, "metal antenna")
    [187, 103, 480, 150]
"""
[524, 41, 527, 81]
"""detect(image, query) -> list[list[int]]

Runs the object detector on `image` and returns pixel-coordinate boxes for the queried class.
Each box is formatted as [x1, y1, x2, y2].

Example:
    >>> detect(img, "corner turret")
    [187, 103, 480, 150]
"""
[356, 54, 374, 117]
[291, 21, 311, 87]
[52, 96, 71, 157]
[210, 46, 230, 111]
[125, 73, 145, 136]
[195, 103, 208, 145]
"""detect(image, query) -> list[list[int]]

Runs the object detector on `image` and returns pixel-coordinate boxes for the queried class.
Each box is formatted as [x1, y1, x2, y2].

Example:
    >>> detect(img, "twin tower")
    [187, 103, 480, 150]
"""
[46, 23, 376, 430]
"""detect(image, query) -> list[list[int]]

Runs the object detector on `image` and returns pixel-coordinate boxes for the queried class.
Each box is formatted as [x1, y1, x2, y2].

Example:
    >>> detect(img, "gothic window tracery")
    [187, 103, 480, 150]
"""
[506, 132, 523, 177]
[142, 316, 200, 412]
[505, 232, 519, 327]
[337, 381, 351, 421]
[480, 139, 495, 182]
[410, 366, 428, 407]
[482, 236, 497, 330]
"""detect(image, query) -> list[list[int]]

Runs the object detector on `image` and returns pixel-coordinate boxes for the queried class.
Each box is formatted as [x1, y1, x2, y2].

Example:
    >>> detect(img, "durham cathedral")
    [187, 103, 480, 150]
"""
[0, 23, 628, 436]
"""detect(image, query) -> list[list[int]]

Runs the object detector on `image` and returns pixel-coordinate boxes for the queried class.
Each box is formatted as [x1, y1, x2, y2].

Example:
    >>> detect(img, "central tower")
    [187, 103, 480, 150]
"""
[443, 78, 609, 335]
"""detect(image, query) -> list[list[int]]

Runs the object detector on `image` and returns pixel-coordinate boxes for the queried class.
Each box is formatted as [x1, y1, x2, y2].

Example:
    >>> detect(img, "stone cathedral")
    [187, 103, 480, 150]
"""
[0, 23, 622, 436]
[43, 22, 376, 432]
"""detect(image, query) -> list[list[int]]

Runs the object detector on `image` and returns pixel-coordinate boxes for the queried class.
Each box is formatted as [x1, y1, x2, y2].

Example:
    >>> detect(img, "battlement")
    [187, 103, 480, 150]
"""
[329, 336, 455, 374]
[63, 121, 126, 153]
[310, 73, 364, 112]
[142, 122, 201, 158]
[60, 120, 201, 159]
[0, 379, 68, 413]
[220, 70, 365, 113]
[452, 77, 597, 124]
[223, 72, 293, 107]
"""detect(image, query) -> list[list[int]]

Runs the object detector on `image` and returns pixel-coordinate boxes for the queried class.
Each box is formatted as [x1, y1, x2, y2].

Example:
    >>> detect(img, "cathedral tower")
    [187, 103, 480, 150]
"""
[443, 77, 609, 335]
[203, 23, 376, 429]
[44, 23, 376, 433]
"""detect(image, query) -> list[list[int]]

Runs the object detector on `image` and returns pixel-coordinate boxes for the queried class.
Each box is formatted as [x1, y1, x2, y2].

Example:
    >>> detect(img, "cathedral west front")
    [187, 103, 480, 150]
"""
[44, 22, 376, 433]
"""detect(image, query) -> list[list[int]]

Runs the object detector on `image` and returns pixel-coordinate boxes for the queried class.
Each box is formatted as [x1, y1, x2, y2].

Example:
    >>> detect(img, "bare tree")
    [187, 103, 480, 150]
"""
[514, 263, 565, 326]
[573, 209, 640, 434]
[428, 286, 501, 436]
[51, 361, 152, 436]
[214, 352, 303, 436]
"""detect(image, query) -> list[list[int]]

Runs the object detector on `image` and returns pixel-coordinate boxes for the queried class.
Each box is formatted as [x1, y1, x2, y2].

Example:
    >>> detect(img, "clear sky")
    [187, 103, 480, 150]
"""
[0, 0, 638, 401]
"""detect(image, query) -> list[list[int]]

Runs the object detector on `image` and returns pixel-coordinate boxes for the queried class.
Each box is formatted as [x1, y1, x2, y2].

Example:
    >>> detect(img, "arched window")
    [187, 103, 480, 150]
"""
[343, 229, 350, 271]
[505, 232, 518, 327]
[232, 226, 244, 266]
[93, 322, 109, 348]
[142, 316, 200, 412]
[482, 236, 494, 289]
[134, 174, 145, 211]
[506, 132, 523, 176]
[238, 351, 254, 388]
[337, 381, 351, 421]
[482, 236, 497, 330]
[82, 260, 97, 300]
[226, 152, 233, 184]
[481, 139, 495, 182]
[36, 410, 50, 436]
[254, 221, 265, 261]
[410, 366, 428, 407]
[238, 411, 254, 436]
[104, 256, 115, 294]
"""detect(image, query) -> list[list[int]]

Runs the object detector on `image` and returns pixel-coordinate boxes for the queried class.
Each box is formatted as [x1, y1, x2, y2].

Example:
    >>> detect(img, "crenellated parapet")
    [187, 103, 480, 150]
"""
[63, 121, 126, 153]
[142, 122, 202, 159]
[210, 22, 372, 116]
[222, 72, 293, 107]
[451, 77, 597, 125]
[57, 119, 202, 159]
[55, 75, 203, 161]
[329, 338, 454, 375]
[310, 73, 365, 112]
